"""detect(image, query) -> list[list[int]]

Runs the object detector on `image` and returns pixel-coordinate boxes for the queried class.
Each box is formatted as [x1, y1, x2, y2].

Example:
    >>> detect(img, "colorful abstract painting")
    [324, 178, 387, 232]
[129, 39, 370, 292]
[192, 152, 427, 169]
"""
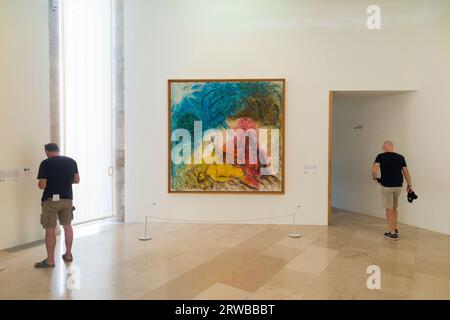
[168, 79, 285, 193]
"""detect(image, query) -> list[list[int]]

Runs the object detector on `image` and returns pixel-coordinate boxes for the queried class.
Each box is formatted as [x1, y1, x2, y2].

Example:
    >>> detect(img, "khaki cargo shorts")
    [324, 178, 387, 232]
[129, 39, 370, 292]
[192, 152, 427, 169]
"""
[382, 187, 402, 209]
[41, 199, 74, 229]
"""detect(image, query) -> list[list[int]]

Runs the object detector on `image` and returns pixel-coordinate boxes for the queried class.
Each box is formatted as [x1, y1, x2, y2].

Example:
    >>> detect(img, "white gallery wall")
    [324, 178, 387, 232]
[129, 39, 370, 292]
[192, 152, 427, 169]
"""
[124, 0, 450, 232]
[0, 0, 50, 249]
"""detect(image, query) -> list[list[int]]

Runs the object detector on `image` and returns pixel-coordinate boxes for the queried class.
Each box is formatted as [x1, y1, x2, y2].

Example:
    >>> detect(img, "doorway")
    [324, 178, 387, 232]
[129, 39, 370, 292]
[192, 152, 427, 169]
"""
[328, 90, 415, 224]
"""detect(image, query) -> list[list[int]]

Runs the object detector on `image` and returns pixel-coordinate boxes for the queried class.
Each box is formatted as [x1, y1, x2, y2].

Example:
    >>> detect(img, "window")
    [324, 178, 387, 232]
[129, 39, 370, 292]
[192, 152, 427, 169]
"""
[59, 0, 113, 223]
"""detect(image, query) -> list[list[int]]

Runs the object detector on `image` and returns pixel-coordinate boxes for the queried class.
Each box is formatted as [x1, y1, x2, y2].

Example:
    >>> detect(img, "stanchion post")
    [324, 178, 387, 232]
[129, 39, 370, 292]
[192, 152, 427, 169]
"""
[139, 202, 156, 241]
[288, 204, 302, 238]
[139, 216, 152, 241]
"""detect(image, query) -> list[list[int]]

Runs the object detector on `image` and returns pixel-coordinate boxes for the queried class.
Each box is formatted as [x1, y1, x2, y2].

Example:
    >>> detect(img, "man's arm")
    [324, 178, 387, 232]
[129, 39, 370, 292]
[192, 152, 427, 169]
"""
[73, 173, 80, 184]
[37, 161, 47, 190]
[372, 163, 380, 182]
[71, 159, 80, 184]
[402, 167, 412, 191]
[38, 179, 47, 190]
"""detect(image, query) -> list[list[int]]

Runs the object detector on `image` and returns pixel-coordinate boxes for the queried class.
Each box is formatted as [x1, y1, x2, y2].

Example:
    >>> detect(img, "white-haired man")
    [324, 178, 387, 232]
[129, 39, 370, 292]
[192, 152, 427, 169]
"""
[372, 141, 413, 241]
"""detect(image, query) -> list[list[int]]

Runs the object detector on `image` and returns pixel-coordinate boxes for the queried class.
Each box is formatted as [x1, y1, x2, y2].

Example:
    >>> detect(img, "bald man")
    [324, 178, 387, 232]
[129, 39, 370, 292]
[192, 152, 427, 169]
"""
[372, 141, 413, 241]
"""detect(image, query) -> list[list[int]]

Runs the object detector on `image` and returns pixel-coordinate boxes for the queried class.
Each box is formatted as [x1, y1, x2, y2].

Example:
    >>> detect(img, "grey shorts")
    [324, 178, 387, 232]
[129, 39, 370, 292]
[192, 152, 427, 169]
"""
[382, 187, 402, 209]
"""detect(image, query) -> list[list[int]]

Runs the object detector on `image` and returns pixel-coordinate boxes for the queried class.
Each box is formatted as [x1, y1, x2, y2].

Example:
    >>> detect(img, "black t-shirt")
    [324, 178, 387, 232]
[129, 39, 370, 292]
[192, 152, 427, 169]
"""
[374, 152, 407, 187]
[37, 156, 78, 201]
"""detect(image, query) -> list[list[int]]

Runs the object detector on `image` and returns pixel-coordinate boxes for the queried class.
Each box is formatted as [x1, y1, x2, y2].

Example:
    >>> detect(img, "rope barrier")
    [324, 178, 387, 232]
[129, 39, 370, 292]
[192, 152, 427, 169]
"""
[138, 203, 302, 241]
[144, 213, 293, 224]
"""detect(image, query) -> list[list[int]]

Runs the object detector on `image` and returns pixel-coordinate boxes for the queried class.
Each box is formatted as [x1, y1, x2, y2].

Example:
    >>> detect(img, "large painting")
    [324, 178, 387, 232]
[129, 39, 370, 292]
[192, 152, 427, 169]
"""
[168, 79, 285, 193]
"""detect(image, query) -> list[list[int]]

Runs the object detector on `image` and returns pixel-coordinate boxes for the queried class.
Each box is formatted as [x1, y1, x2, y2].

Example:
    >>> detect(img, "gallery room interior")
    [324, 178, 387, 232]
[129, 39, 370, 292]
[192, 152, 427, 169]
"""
[0, 0, 449, 303]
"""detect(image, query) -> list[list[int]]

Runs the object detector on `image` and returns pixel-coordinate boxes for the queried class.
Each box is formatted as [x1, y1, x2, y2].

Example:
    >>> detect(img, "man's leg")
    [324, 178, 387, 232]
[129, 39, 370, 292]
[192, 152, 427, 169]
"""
[392, 188, 401, 232]
[59, 200, 74, 259]
[37, 201, 58, 266]
[393, 208, 398, 231]
[45, 228, 57, 265]
[385, 208, 395, 233]
[383, 188, 397, 233]
[62, 225, 73, 257]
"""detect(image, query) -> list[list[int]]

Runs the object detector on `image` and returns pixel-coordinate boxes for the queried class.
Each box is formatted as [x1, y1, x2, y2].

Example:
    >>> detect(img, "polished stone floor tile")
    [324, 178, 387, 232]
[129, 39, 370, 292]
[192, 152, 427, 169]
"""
[412, 272, 450, 299]
[1, 209, 449, 300]
[194, 283, 251, 300]
[311, 236, 350, 250]
[247, 284, 304, 300]
[220, 254, 286, 292]
[266, 268, 319, 294]
[284, 246, 339, 276]
[139, 281, 200, 300]
[261, 244, 303, 261]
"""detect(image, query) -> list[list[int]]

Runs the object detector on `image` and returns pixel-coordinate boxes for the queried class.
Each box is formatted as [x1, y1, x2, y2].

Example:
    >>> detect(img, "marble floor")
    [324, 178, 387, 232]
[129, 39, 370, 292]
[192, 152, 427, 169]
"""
[0, 209, 449, 300]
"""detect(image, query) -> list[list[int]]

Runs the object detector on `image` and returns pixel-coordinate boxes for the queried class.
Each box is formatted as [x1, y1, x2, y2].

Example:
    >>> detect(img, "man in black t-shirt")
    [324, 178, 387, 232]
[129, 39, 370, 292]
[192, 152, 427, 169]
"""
[372, 140, 413, 241]
[34, 143, 80, 268]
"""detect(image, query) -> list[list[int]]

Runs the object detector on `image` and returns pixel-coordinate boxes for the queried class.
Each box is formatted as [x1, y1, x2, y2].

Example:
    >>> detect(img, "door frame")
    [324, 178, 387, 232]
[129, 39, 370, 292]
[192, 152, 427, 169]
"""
[328, 91, 333, 225]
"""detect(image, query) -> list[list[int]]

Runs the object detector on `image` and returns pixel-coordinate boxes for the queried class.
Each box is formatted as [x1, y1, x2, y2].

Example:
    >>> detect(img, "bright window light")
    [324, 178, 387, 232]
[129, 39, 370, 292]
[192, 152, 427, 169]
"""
[60, 0, 113, 224]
